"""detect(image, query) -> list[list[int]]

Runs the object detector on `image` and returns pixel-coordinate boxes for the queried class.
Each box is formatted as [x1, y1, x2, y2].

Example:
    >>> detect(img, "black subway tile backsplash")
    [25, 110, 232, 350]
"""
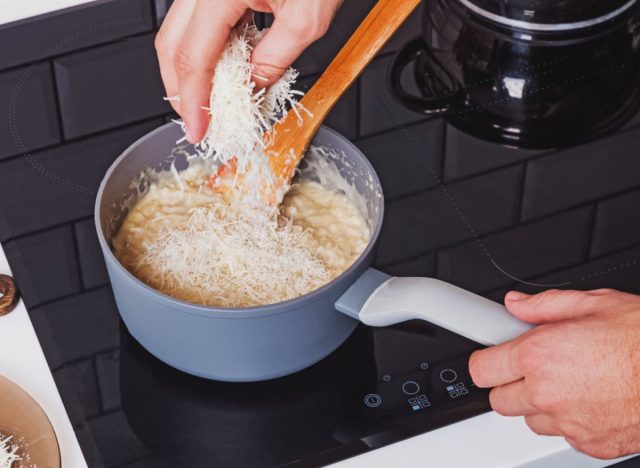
[356, 119, 444, 199]
[0, 120, 161, 240]
[521, 127, 640, 220]
[436, 207, 594, 293]
[376, 253, 436, 277]
[89, 410, 151, 466]
[443, 124, 541, 182]
[53, 358, 102, 419]
[0, 63, 61, 160]
[3, 225, 81, 308]
[75, 218, 110, 289]
[376, 164, 523, 264]
[0, 0, 154, 71]
[95, 350, 121, 412]
[30, 288, 119, 364]
[528, 244, 640, 295]
[54, 34, 169, 139]
[590, 188, 640, 258]
[359, 54, 427, 137]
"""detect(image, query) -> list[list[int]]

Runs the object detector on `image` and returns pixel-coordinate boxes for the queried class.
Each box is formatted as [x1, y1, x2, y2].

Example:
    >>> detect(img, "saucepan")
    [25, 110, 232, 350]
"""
[95, 122, 532, 382]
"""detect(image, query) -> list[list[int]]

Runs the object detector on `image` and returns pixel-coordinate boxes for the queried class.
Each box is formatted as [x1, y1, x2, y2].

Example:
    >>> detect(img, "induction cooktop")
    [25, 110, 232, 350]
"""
[118, 320, 488, 467]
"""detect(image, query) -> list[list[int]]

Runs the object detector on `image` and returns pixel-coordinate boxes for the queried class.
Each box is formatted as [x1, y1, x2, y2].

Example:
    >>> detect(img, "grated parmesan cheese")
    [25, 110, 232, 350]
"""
[0, 434, 21, 468]
[112, 157, 371, 308]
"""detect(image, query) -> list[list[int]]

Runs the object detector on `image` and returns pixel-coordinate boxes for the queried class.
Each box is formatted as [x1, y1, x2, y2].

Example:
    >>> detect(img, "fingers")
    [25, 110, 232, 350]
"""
[250, 18, 313, 88]
[250, 1, 340, 88]
[525, 414, 561, 436]
[505, 288, 624, 324]
[469, 339, 523, 388]
[489, 380, 535, 416]
[175, 0, 246, 142]
[155, 0, 197, 114]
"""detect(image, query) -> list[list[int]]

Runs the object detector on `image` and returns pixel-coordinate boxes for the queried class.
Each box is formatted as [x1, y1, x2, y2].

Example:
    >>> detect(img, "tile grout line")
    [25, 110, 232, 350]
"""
[70, 221, 87, 291]
[91, 353, 107, 415]
[584, 203, 600, 261]
[28, 283, 111, 312]
[0, 114, 167, 167]
[379, 202, 600, 268]
[439, 121, 448, 183]
[1, 215, 94, 244]
[0, 26, 157, 76]
[515, 160, 529, 222]
[49, 59, 68, 142]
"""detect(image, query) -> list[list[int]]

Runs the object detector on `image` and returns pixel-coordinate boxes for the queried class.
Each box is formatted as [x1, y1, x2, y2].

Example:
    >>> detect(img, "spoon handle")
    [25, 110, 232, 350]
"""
[302, 0, 421, 126]
[269, 0, 421, 184]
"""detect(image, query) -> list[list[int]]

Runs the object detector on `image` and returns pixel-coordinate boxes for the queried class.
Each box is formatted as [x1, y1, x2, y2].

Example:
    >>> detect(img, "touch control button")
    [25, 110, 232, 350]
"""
[364, 394, 382, 408]
[402, 381, 420, 395]
[440, 369, 458, 383]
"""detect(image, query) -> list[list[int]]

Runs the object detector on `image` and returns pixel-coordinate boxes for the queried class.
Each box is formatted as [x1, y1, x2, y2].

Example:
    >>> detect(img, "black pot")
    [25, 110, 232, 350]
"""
[390, 0, 640, 149]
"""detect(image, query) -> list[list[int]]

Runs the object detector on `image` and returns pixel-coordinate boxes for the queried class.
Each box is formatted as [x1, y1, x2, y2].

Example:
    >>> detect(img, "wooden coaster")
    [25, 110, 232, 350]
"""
[0, 274, 19, 316]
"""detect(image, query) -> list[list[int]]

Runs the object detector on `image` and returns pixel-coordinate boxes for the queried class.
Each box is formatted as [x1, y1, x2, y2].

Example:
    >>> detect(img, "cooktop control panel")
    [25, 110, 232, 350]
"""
[362, 354, 479, 416]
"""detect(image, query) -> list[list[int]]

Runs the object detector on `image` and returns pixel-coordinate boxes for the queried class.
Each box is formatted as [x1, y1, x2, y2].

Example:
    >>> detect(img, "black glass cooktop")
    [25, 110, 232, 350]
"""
[119, 321, 488, 467]
[1, 2, 640, 466]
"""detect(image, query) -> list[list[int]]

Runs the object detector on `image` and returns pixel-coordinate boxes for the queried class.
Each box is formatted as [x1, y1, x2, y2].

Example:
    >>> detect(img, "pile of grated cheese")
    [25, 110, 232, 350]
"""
[113, 164, 347, 308]
[0, 434, 21, 468]
[129, 190, 332, 307]
[181, 24, 309, 203]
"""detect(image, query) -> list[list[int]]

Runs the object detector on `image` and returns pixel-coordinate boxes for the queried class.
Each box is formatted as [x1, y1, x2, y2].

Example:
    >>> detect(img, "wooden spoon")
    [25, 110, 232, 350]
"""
[267, 0, 421, 187]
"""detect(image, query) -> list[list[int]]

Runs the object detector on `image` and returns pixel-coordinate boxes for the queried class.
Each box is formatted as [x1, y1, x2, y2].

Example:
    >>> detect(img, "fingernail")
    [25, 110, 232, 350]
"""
[506, 291, 528, 301]
[185, 127, 194, 143]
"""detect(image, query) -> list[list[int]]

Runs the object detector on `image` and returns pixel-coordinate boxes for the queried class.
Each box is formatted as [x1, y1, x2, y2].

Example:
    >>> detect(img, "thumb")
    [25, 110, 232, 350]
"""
[250, 17, 323, 89]
[504, 288, 622, 324]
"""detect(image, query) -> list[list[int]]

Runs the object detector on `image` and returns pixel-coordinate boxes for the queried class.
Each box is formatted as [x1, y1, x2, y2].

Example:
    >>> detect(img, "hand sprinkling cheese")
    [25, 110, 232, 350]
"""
[155, 0, 343, 143]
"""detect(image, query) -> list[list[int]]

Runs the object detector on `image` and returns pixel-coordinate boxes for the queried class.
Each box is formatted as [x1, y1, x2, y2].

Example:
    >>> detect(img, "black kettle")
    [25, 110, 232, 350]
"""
[390, 0, 640, 149]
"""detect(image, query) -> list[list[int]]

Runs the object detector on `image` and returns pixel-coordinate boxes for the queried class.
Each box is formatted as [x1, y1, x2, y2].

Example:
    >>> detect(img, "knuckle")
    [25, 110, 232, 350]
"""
[488, 388, 508, 415]
[174, 48, 198, 75]
[524, 416, 544, 435]
[527, 385, 554, 413]
[287, 18, 327, 43]
[515, 339, 544, 375]
[535, 288, 564, 305]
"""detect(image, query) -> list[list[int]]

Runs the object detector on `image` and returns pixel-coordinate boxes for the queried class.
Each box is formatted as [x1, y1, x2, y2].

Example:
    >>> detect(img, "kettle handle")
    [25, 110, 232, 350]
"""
[388, 37, 464, 115]
[335, 268, 533, 346]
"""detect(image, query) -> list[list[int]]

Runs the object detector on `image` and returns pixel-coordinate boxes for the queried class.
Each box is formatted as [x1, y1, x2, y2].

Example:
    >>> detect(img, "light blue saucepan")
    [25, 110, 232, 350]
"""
[96, 122, 531, 382]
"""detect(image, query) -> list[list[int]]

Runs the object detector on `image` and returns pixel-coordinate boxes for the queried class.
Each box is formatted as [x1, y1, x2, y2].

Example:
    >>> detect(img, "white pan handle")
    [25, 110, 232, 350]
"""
[335, 268, 533, 346]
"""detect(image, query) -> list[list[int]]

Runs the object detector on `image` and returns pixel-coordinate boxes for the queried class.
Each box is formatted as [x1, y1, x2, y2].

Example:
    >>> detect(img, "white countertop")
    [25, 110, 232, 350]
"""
[331, 410, 621, 468]
[0, 245, 87, 467]
[0, 0, 97, 26]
